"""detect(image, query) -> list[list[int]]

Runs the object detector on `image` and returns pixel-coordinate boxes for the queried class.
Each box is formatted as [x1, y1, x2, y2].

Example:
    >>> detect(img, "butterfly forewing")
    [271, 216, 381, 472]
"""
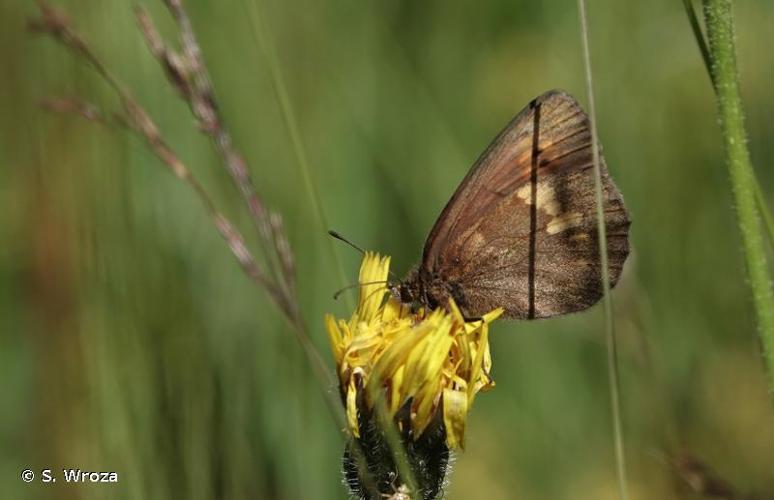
[420, 89, 630, 319]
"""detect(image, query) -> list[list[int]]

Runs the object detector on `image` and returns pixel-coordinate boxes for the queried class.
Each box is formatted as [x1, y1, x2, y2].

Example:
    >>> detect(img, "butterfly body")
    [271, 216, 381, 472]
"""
[392, 267, 471, 315]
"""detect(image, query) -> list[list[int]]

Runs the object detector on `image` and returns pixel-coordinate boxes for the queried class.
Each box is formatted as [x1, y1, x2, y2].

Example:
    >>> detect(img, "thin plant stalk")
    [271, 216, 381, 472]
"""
[243, 0, 354, 310]
[683, 0, 715, 88]
[702, 0, 774, 389]
[576, 1, 630, 499]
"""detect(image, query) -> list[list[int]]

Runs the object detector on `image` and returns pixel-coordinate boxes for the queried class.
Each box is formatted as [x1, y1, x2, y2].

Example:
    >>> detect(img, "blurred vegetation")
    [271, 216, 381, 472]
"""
[2, 0, 773, 499]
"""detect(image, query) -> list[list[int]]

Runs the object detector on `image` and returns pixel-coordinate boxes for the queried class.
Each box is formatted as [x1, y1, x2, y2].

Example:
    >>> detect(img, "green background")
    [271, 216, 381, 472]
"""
[2, 0, 773, 498]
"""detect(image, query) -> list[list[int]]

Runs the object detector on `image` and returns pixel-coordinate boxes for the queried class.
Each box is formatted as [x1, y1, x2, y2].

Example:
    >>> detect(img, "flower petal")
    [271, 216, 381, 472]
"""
[356, 252, 391, 321]
[443, 388, 468, 449]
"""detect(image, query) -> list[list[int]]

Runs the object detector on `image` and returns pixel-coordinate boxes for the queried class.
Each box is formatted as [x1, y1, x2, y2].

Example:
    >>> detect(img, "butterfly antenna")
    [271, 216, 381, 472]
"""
[328, 230, 365, 254]
[333, 280, 390, 300]
[328, 230, 400, 280]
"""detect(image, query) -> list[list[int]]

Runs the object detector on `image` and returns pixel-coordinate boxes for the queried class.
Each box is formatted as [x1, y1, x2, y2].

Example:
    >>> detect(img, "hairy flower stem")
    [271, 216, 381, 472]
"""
[702, 0, 774, 390]
[681, 0, 774, 248]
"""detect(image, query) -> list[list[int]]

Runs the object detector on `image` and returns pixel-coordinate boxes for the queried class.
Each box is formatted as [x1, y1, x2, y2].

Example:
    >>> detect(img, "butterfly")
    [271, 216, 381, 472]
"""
[392, 89, 630, 320]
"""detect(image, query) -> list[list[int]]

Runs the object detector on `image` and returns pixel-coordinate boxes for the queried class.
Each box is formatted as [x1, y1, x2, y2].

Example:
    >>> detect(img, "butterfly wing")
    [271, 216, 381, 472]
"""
[421, 90, 630, 319]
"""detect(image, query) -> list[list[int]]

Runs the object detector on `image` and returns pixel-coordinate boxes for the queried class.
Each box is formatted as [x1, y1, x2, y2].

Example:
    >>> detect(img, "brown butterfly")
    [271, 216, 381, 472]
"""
[335, 89, 630, 500]
[392, 89, 630, 319]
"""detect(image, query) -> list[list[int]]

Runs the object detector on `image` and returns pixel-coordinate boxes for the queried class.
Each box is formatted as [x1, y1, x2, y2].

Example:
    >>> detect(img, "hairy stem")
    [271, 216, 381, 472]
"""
[682, 0, 716, 89]
[702, 0, 774, 389]
[681, 0, 774, 249]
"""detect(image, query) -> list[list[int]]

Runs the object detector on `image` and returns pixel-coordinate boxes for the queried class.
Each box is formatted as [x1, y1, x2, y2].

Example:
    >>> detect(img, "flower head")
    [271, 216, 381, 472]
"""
[326, 252, 502, 498]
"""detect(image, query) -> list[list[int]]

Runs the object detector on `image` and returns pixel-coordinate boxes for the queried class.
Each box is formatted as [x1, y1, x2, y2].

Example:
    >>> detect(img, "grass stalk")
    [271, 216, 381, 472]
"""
[243, 0, 354, 310]
[576, 1, 630, 499]
[702, 0, 774, 390]
[30, 0, 348, 437]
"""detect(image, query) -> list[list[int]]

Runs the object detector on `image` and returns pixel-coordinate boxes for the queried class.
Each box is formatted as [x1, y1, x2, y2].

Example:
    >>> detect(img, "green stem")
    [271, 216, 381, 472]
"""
[682, 0, 716, 89]
[243, 0, 354, 310]
[703, 0, 774, 389]
[576, 1, 630, 499]
[754, 181, 774, 248]
[681, 0, 774, 248]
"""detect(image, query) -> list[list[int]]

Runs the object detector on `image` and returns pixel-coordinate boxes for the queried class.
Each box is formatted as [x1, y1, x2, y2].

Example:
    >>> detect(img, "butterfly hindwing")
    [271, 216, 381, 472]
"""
[420, 89, 630, 319]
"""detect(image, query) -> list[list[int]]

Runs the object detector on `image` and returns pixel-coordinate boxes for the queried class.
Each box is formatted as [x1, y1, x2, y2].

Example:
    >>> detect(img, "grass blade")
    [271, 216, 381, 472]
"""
[576, 1, 630, 499]
[242, 0, 354, 311]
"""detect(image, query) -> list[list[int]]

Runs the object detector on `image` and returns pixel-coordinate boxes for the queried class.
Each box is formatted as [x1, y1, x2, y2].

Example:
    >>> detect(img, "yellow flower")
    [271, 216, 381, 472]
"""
[325, 252, 502, 449]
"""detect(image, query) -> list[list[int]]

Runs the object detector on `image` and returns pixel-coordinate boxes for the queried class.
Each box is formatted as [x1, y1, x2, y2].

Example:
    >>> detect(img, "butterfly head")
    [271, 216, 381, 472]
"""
[390, 268, 437, 313]
[391, 268, 458, 317]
